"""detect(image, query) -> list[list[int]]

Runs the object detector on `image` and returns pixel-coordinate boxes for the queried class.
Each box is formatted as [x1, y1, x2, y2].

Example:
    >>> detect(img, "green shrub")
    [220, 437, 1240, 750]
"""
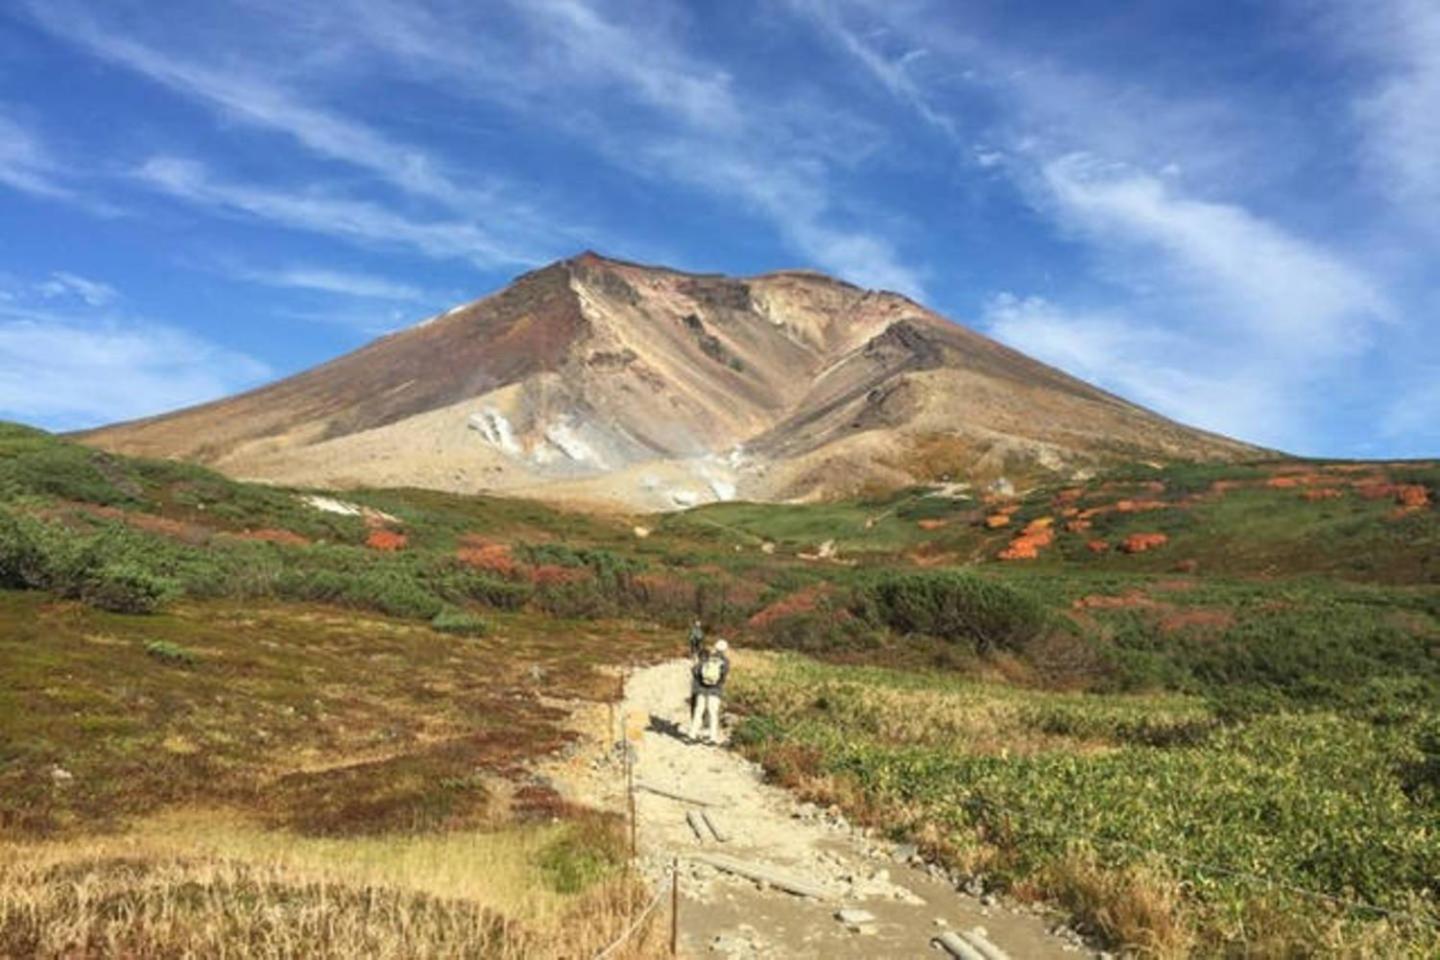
[344, 569, 444, 620]
[82, 563, 178, 614]
[537, 828, 620, 894]
[430, 607, 488, 637]
[0, 511, 46, 587]
[0, 441, 137, 506]
[144, 639, 197, 666]
[854, 570, 1049, 654]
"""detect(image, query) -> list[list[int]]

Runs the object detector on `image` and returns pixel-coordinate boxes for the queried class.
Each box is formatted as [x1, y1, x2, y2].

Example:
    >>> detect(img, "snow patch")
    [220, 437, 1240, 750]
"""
[303, 495, 363, 517]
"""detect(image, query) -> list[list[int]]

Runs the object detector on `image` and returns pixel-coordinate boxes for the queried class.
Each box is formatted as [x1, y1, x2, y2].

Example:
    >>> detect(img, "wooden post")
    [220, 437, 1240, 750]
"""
[670, 856, 680, 956]
[625, 712, 637, 858]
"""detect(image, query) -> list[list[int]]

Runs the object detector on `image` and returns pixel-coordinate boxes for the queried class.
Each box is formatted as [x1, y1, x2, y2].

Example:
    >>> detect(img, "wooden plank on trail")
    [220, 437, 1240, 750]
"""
[685, 809, 709, 843]
[700, 809, 729, 843]
[634, 780, 723, 807]
[958, 929, 1012, 960]
[933, 932, 988, 960]
[690, 853, 830, 900]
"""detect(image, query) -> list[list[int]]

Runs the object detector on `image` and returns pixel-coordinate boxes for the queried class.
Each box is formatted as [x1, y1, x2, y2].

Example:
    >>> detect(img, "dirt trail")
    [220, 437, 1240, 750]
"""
[554, 660, 1095, 959]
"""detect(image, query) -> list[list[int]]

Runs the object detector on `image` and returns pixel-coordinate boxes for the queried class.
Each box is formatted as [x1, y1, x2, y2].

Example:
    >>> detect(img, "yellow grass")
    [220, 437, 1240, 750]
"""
[0, 810, 667, 959]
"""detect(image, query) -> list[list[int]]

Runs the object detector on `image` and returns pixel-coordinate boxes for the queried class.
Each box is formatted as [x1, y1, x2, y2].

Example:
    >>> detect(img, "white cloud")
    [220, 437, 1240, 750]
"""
[1037, 155, 1387, 357]
[238, 265, 427, 302]
[0, 311, 270, 431]
[1381, 368, 1440, 446]
[794, 2, 1394, 451]
[136, 156, 535, 268]
[337, 0, 927, 295]
[37, 271, 119, 307]
[24, 1, 503, 215]
[982, 293, 1291, 445]
[783, 0, 961, 141]
[1338, 0, 1440, 220]
[0, 111, 75, 201]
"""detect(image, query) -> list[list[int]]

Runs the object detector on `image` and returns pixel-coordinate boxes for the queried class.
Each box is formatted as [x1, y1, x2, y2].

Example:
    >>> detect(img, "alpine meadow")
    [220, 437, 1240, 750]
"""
[2, 1, 1438, 958]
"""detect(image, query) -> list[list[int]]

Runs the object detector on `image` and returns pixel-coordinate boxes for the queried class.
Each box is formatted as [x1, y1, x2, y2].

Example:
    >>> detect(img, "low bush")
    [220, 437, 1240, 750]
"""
[431, 608, 488, 637]
[854, 570, 1049, 654]
[344, 569, 444, 620]
[144, 639, 197, 666]
[82, 564, 178, 614]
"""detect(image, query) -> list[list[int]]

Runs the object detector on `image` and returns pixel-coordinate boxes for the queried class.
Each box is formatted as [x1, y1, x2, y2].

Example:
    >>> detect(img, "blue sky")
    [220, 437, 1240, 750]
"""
[0, 0, 1435, 457]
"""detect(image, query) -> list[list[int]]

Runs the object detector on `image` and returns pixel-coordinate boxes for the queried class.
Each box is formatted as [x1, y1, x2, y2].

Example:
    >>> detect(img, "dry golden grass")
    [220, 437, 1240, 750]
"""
[1039, 851, 1196, 959]
[0, 810, 667, 959]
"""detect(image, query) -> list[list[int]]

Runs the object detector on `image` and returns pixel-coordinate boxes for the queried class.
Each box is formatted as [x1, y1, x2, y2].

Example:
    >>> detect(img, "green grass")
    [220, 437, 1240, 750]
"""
[732, 655, 1440, 955]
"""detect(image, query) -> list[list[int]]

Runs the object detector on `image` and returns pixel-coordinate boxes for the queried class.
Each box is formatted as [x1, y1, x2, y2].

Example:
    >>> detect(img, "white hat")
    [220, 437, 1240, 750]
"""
[714, 639, 729, 652]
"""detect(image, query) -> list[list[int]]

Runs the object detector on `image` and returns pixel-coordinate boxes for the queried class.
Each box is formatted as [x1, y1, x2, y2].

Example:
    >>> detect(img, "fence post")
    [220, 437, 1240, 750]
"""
[670, 856, 680, 956]
[625, 711, 637, 859]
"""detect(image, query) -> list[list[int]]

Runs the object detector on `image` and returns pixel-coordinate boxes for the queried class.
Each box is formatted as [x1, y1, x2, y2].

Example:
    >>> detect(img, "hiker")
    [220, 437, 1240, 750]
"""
[687, 618, 705, 661]
[688, 639, 730, 744]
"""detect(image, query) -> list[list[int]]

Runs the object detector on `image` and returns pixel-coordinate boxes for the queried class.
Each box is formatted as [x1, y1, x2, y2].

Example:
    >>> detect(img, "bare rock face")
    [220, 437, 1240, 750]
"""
[77, 252, 1265, 509]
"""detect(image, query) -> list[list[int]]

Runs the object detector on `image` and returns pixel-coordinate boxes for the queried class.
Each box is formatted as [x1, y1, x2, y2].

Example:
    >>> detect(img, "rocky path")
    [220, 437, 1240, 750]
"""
[556, 660, 1098, 959]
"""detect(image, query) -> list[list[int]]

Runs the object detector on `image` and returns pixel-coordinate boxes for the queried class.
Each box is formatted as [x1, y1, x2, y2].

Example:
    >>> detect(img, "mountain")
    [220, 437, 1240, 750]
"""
[77, 252, 1264, 509]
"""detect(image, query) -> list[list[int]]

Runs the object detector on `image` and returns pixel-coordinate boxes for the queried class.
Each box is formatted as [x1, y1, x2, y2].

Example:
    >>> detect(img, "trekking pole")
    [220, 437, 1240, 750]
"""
[670, 856, 680, 956]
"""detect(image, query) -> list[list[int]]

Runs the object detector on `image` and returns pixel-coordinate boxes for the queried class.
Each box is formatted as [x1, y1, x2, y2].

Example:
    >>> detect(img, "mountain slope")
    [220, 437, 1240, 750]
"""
[79, 252, 1265, 508]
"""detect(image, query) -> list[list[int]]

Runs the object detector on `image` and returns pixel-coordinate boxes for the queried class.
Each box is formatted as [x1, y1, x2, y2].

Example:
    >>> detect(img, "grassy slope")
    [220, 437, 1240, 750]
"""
[731, 654, 1439, 956]
[3, 421, 1438, 956]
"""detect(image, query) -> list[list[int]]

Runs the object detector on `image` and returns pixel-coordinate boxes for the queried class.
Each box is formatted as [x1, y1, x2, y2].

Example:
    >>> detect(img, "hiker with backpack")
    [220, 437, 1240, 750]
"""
[688, 639, 730, 745]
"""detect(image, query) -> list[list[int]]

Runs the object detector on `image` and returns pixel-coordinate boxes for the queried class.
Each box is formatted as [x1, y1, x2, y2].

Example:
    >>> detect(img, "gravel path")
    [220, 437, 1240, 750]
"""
[569, 659, 1100, 959]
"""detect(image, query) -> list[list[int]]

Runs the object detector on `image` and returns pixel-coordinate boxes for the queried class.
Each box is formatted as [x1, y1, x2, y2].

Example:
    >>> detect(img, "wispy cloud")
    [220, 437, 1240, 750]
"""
[0, 288, 270, 431]
[982, 294, 1291, 446]
[24, 1, 504, 214]
[136, 156, 536, 268]
[235, 265, 428, 302]
[1035, 155, 1387, 356]
[0, 110, 76, 201]
[783, 0, 961, 141]
[790, 0, 1391, 450]
[1332, 0, 1440, 221]
[37, 271, 119, 307]
[334, 0, 927, 294]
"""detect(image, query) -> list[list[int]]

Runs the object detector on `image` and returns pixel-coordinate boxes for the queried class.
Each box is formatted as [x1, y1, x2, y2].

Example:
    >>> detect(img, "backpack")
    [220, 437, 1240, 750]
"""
[699, 654, 724, 687]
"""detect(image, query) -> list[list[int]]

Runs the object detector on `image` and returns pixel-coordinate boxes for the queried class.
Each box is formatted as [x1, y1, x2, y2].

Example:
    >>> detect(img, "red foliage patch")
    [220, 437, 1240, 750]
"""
[235, 528, 311, 546]
[526, 564, 586, 586]
[365, 529, 408, 551]
[1301, 488, 1343, 502]
[1086, 539, 1110, 554]
[1065, 518, 1092, 533]
[748, 584, 829, 630]
[1396, 484, 1431, 510]
[1120, 532, 1169, 554]
[1073, 590, 1158, 610]
[916, 518, 949, 531]
[1114, 498, 1168, 513]
[456, 539, 518, 577]
[983, 513, 1012, 529]
[999, 525, 1054, 561]
[1159, 608, 1235, 633]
